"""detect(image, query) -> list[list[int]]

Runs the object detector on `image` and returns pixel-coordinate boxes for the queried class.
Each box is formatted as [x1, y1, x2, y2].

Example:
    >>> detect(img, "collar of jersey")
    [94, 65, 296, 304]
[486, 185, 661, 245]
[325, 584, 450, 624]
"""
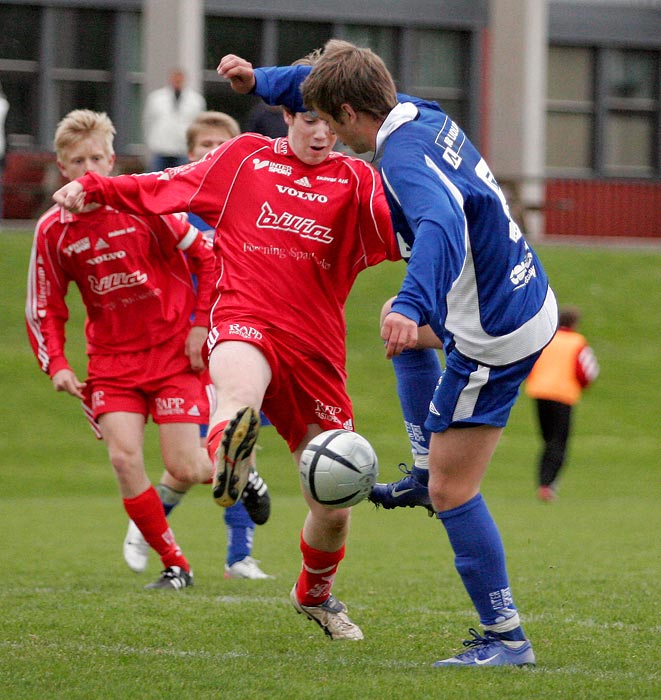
[374, 102, 418, 161]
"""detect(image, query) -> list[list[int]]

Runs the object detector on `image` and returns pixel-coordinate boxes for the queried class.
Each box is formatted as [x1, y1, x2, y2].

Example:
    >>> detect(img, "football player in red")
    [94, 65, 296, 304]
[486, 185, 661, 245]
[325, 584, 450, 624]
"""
[53, 54, 401, 639]
[27, 109, 215, 591]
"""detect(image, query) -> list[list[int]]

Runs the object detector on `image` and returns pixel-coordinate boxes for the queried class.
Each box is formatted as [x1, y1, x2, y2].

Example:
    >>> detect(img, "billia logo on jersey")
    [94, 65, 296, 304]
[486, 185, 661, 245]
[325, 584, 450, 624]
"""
[257, 202, 333, 244]
[88, 270, 148, 294]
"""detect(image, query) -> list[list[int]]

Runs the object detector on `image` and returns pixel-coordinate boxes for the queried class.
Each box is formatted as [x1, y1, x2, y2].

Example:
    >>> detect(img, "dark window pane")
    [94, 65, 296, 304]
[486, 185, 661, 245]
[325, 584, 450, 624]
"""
[0, 5, 40, 61]
[205, 17, 262, 69]
[606, 50, 656, 100]
[56, 81, 112, 122]
[277, 21, 332, 66]
[54, 9, 114, 70]
[342, 25, 399, 80]
[1, 73, 39, 145]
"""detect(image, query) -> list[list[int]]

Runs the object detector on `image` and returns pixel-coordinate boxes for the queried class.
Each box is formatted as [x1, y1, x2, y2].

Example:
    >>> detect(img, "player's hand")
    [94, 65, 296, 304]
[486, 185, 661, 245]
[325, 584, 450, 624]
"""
[185, 325, 208, 372]
[53, 181, 86, 213]
[381, 312, 418, 359]
[217, 54, 256, 94]
[51, 368, 87, 399]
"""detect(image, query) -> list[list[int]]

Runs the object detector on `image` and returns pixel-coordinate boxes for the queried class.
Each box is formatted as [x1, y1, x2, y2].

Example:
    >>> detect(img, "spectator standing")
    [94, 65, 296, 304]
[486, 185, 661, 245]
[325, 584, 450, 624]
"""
[143, 68, 206, 172]
[525, 305, 599, 502]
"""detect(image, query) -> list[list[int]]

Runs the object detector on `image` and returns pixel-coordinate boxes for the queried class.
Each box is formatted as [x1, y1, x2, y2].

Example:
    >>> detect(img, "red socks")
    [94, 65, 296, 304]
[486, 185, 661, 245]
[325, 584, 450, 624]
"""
[295, 532, 346, 606]
[123, 486, 189, 572]
[206, 420, 228, 465]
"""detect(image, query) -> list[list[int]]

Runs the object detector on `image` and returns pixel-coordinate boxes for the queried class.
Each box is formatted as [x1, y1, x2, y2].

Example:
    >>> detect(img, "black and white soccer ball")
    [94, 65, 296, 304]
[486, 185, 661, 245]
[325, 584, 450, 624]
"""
[299, 429, 379, 508]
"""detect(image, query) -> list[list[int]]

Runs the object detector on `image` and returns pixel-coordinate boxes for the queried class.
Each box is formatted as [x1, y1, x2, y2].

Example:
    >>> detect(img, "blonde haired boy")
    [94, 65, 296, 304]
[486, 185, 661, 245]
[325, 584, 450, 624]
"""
[27, 109, 216, 590]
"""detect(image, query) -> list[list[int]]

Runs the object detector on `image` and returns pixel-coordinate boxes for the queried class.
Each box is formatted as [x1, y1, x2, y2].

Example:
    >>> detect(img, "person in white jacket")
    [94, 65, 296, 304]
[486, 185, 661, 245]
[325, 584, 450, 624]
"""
[142, 68, 205, 172]
[0, 81, 9, 222]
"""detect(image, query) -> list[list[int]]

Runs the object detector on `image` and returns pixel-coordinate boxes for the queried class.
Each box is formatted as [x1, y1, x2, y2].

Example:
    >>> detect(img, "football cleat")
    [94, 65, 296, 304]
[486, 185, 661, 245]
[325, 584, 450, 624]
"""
[368, 463, 435, 515]
[242, 467, 271, 525]
[213, 407, 260, 507]
[224, 556, 274, 580]
[144, 566, 193, 591]
[290, 584, 364, 641]
[433, 628, 536, 667]
[537, 485, 557, 503]
[123, 519, 150, 573]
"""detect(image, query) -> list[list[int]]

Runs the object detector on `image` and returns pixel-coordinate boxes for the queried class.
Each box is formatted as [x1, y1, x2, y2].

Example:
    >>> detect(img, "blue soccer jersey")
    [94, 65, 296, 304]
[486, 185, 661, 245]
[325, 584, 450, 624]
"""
[253, 67, 557, 367]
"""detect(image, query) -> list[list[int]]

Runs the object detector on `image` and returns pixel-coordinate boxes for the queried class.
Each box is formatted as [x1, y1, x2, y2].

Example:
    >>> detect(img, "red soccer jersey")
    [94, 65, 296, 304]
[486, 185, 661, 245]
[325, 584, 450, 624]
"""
[78, 134, 401, 368]
[26, 205, 215, 376]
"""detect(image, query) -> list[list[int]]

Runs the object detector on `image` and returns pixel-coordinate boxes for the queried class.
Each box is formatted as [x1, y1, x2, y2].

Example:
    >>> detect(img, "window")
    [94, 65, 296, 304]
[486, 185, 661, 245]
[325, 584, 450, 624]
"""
[546, 46, 594, 172]
[604, 50, 657, 176]
[276, 21, 332, 66]
[0, 4, 40, 147]
[341, 25, 399, 81]
[203, 16, 263, 129]
[409, 29, 469, 126]
[546, 45, 659, 177]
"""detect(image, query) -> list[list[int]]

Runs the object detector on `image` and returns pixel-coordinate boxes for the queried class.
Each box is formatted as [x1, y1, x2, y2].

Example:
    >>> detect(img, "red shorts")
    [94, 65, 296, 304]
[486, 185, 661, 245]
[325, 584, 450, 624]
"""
[83, 332, 209, 433]
[208, 319, 354, 452]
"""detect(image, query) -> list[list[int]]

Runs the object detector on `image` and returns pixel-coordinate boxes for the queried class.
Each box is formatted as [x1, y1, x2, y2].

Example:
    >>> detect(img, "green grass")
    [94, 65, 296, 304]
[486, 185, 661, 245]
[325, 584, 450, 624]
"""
[1, 230, 660, 699]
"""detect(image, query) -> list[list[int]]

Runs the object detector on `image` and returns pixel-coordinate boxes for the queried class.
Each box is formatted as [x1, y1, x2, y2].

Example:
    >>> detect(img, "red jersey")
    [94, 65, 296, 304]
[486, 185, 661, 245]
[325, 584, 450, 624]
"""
[26, 204, 215, 377]
[77, 133, 400, 369]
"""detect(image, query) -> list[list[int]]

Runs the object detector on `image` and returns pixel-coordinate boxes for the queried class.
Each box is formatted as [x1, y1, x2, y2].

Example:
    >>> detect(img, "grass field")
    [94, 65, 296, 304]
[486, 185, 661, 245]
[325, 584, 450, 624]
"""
[1, 229, 659, 699]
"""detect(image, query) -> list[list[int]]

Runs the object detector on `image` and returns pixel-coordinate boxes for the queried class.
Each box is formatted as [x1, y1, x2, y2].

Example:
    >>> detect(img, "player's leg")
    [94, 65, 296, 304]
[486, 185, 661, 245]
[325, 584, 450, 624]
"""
[122, 423, 206, 575]
[122, 469, 190, 574]
[429, 353, 537, 667]
[289, 426, 362, 641]
[207, 341, 271, 507]
[369, 297, 442, 513]
[536, 399, 571, 501]
[99, 411, 192, 590]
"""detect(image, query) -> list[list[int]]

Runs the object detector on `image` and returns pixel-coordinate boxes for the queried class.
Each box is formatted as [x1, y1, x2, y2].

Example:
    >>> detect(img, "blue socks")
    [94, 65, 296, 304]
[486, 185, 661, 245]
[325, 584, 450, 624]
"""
[224, 499, 255, 566]
[392, 348, 441, 477]
[155, 481, 255, 566]
[438, 493, 522, 633]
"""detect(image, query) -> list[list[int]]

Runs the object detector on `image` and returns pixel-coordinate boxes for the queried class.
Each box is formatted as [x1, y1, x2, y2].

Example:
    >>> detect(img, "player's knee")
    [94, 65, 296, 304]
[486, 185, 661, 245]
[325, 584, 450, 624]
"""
[108, 447, 140, 478]
[320, 507, 351, 535]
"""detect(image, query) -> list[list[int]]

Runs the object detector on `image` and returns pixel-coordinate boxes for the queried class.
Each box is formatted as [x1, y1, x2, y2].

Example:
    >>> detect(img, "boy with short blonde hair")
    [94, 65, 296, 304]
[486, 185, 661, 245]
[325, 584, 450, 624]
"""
[27, 109, 216, 591]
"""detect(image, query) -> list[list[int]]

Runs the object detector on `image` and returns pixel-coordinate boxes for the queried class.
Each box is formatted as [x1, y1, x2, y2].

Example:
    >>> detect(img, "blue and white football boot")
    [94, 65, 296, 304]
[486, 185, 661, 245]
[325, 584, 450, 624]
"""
[433, 628, 536, 667]
[368, 463, 435, 515]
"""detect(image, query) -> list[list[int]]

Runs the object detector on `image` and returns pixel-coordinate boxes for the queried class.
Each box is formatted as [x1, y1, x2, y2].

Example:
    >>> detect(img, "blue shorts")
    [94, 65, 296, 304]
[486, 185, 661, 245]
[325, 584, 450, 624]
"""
[425, 349, 541, 433]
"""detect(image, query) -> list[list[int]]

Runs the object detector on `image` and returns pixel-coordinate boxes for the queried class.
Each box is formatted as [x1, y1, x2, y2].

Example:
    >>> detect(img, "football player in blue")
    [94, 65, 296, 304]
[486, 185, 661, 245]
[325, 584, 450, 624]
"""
[218, 41, 557, 667]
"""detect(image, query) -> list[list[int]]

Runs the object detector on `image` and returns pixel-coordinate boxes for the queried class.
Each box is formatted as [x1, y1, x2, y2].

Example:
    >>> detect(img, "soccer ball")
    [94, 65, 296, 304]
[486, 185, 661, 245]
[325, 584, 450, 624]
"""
[299, 429, 379, 508]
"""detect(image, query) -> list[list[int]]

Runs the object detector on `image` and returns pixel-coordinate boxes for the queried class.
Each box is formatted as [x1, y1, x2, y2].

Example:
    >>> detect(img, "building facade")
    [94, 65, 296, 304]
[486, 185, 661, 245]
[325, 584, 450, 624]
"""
[0, 0, 659, 237]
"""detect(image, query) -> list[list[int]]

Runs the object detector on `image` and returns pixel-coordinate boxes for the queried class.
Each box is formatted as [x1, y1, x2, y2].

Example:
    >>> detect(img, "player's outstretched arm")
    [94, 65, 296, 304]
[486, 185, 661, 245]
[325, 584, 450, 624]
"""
[53, 181, 86, 213]
[217, 54, 256, 94]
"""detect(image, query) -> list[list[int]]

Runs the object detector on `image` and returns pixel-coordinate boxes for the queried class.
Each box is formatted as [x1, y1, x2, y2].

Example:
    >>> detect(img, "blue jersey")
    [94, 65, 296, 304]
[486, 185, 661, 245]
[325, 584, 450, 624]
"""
[254, 67, 557, 367]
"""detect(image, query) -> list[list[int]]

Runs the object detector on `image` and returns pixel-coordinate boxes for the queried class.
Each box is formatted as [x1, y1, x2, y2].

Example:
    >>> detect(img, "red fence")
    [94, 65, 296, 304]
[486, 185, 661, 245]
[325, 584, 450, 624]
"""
[2, 151, 145, 220]
[545, 179, 660, 239]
